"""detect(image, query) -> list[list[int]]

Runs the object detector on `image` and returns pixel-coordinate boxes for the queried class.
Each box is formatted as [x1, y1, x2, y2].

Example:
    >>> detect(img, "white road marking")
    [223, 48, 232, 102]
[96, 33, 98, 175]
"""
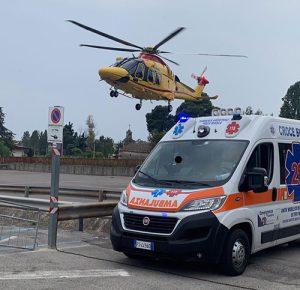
[0, 269, 130, 280]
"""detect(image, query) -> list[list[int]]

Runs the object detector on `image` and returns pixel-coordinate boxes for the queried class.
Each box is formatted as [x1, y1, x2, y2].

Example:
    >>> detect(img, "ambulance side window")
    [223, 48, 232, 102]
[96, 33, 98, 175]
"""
[245, 143, 274, 184]
[278, 143, 292, 184]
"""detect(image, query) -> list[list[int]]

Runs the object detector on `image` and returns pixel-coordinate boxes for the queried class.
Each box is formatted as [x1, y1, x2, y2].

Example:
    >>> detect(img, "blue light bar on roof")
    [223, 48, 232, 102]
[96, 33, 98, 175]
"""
[178, 113, 190, 123]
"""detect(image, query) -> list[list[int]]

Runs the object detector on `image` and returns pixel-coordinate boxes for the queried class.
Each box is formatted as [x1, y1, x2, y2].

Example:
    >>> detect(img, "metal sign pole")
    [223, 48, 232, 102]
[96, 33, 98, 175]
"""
[47, 106, 64, 249]
[48, 143, 61, 249]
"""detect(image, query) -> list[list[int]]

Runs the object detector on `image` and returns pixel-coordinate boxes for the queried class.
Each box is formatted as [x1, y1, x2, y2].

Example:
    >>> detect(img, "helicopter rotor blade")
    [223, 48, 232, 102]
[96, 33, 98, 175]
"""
[160, 55, 180, 66]
[80, 44, 141, 52]
[157, 50, 172, 54]
[200, 65, 207, 77]
[194, 53, 248, 58]
[67, 20, 143, 50]
[155, 47, 247, 59]
[167, 51, 248, 58]
[153, 27, 185, 51]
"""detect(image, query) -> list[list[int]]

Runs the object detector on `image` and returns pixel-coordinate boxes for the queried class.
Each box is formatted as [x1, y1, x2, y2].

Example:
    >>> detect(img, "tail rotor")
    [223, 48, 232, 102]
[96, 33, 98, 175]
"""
[191, 66, 209, 85]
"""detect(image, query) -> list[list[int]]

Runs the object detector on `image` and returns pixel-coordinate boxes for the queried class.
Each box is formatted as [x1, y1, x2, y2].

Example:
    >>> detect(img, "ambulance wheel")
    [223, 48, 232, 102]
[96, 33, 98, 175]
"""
[220, 229, 250, 276]
[168, 104, 173, 112]
[135, 103, 141, 110]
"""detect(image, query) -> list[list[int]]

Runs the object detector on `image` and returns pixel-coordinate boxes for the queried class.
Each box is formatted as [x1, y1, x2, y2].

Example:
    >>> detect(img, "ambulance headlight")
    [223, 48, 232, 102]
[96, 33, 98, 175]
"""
[181, 196, 226, 211]
[120, 190, 128, 206]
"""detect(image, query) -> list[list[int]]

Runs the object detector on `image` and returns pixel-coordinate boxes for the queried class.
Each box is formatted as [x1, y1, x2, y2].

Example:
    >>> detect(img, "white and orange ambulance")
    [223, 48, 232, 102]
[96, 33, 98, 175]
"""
[110, 111, 300, 275]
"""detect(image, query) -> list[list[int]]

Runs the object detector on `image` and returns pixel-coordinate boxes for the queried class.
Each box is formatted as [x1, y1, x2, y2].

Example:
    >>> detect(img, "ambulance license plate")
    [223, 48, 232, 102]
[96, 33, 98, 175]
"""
[133, 240, 154, 251]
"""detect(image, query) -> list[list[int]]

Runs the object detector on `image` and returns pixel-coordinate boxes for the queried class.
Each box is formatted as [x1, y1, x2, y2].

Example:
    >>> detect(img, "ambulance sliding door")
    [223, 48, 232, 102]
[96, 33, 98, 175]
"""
[277, 143, 300, 244]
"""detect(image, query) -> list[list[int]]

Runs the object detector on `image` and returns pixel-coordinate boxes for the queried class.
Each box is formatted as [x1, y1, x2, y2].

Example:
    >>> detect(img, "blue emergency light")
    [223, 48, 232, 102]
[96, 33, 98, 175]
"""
[178, 113, 190, 123]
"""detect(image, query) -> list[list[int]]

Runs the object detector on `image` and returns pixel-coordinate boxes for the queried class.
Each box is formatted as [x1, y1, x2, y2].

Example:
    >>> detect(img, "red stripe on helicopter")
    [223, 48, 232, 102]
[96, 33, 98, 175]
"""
[128, 80, 195, 98]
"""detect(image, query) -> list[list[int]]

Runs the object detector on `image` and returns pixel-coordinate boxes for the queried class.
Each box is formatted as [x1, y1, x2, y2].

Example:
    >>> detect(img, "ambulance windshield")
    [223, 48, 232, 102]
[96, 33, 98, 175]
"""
[134, 140, 248, 188]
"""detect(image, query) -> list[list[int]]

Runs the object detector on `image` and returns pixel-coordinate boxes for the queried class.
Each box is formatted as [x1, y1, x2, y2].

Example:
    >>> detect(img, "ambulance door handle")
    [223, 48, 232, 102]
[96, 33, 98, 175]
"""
[272, 187, 277, 202]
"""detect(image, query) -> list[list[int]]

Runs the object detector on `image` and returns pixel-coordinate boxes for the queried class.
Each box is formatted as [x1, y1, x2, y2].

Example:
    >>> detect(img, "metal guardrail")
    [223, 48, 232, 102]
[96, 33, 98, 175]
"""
[58, 202, 118, 221]
[0, 195, 118, 232]
[0, 185, 120, 233]
[0, 195, 73, 212]
[0, 185, 122, 201]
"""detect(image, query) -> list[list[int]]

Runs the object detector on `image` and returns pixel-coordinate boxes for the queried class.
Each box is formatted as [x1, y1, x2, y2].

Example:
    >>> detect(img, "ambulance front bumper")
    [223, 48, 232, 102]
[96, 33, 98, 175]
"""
[110, 205, 228, 263]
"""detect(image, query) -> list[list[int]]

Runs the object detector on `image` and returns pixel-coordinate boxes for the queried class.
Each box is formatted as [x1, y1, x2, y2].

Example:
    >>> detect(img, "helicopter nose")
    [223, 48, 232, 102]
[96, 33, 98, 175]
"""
[98, 67, 129, 81]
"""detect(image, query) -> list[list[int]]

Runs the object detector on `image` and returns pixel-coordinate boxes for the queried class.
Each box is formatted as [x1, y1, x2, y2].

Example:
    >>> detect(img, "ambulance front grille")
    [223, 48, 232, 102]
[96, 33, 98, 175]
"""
[123, 213, 177, 234]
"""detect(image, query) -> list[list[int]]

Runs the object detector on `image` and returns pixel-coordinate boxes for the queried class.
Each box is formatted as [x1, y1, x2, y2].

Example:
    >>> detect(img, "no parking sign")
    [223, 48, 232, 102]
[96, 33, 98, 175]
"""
[48, 106, 64, 144]
[49, 106, 64, 126]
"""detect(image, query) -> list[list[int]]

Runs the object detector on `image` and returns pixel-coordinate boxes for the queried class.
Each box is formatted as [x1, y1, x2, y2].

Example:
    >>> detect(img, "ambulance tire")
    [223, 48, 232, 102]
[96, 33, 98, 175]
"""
[220, 228, 250, 276]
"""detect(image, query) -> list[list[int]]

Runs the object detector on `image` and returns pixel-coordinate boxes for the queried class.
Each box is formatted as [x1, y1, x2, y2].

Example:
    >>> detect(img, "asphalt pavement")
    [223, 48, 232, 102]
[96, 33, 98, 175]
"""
[0, 229, 299, 290]
[0, 170, 299, 289]
[0, 170, 131, 191]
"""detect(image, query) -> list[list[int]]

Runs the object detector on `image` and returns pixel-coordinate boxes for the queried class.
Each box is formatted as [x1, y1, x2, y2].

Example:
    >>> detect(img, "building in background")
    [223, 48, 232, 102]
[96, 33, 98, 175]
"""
[118, 127, 151, 160]
[12, 144, 30, 157]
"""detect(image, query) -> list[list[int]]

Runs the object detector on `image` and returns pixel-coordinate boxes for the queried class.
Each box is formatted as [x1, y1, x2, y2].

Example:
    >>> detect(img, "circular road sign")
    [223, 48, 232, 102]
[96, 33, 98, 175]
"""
[51, 108, 62, 125]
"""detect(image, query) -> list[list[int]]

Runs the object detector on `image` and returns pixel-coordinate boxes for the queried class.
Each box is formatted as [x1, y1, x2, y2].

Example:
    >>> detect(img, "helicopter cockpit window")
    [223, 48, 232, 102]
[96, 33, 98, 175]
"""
[113, 58, 128, 67]
[135, 63, 145, 79]
[155, 72, 161, 85]
[148, 69, 154, 83]
[120, 59, 139, 76]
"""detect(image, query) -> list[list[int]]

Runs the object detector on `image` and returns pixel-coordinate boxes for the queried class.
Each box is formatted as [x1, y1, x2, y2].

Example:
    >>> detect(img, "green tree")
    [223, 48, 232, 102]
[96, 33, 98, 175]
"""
[146, 106, 176, 133]
[22, 131, 31, 147]
[175, 99, 213, 119]
[95, 136, 114, 158]
[0, 107, 14, 150]
[39, 130, 48, 155]
[63, 122, 78, 156]
[114, 141, 122, 159]
[30, 130, 40, 156]
[0, 141, 11, 157]
[148, 129, 165, 147]
[70, 147, 83, 157]
[280, 81, 300, 119]
[77, 133, 87, 152]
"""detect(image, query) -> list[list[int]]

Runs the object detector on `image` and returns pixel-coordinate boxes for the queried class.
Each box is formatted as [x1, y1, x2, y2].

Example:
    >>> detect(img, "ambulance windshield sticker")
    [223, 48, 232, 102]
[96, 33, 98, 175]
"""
[172, 123, 184, 138]
[285, 142, 300, 202]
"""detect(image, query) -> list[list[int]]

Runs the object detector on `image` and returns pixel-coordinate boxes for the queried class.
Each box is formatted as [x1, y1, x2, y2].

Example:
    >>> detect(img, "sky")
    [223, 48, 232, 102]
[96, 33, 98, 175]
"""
[1, 0, 300, 142]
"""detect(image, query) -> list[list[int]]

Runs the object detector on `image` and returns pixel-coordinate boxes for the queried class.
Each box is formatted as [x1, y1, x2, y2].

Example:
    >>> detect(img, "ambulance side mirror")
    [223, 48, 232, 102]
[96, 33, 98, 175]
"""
[239, 167, 268, 193]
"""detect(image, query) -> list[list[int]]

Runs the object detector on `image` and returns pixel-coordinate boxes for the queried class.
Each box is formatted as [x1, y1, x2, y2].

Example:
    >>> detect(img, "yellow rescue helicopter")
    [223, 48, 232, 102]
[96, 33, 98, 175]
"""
[68, 20, 247, 112]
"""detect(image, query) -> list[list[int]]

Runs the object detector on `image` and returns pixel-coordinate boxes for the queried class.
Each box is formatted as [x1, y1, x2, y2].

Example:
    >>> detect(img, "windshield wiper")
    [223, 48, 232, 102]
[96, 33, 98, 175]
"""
[160, 179, 212, 187]
[137, 171, 174, 186]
